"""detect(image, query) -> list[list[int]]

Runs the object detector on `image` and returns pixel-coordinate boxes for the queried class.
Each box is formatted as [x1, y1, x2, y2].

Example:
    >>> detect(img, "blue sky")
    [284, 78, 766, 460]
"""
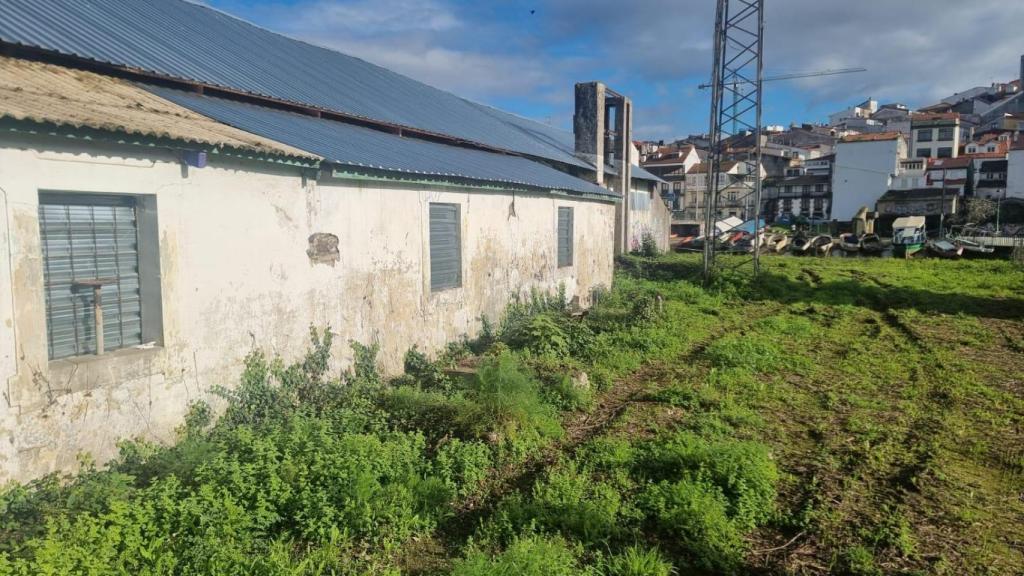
[205, 0, 1022, 141]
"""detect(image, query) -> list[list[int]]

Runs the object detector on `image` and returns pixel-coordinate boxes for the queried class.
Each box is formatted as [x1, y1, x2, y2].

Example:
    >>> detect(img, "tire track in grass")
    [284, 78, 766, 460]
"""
[410, 301, 786, 571]
[771, 265, 1015, 573]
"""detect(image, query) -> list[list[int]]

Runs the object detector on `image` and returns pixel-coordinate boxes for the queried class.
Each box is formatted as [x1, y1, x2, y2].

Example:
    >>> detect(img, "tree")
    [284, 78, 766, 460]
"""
[964, 198, 997, 224]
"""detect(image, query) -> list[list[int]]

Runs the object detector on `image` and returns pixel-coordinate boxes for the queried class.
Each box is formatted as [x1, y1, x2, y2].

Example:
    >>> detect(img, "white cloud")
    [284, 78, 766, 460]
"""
[285, 0, 459, 35]
[312, 39, 559, 100]
[214, 0, 1023, 139]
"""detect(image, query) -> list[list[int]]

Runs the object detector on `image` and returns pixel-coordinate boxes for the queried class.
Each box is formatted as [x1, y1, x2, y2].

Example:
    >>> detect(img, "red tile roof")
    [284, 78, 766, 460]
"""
[642, 157, 687, 166]
[927, 157, 971, 169]
[972, 133, 1001, 145]
[685, 160, 740, 174]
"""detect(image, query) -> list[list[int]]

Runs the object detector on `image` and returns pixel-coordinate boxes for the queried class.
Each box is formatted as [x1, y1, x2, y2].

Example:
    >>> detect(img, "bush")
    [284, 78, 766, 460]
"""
[630, 293, 662, 325]
[507, 313, 569, 356]
[459, 353, 562, 443]
[540, 373, 595, 412]
[497, 462, 636, 545]
[378, 385, 466, 438]
[403, 346, 458, 393]
[433, 439, 493, 498]
[639, 478, 745, 573]
[579, 437, 636, 472]
[842, 545, 882, 576]
[639, 231, 660, 258]
[637, 432, 778, 531]
[602, 545, 674, 576]
[451, 532, 592, 576]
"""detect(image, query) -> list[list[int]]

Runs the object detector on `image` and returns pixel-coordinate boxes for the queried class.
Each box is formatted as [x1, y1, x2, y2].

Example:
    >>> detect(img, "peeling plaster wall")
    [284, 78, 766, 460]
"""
[627, 182, 672, 252]
[0, 134, 616, 482]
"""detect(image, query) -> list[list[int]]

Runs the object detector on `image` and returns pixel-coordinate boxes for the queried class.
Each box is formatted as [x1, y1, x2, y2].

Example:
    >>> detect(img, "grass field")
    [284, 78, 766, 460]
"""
[1, 254, 1022, 575]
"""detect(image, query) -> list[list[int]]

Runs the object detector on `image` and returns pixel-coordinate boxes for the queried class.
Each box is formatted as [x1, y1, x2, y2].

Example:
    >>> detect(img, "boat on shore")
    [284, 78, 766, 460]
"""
[837, 233, 860, 253]
[956, 237, 996, 257]
[772, 234, 790, 253]
[809, 235, 834, 256]
[674, 235, 703, 252]
[892, 216, 926, 258]
[926, 239, 963, 259]
[859, 233, 884, 255]
[789, 233, 812, 255]
[949, 226, 997, 257]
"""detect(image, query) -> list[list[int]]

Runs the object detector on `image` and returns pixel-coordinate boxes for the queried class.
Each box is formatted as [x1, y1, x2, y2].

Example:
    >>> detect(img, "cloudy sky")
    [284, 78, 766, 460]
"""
[205, 0, 1023, 141]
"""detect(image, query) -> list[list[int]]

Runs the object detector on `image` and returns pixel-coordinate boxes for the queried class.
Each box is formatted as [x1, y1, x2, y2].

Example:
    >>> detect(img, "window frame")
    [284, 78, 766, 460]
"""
[936, 147, 953, 158]
[937, 127, 955, 141]
[428, 202, 462, 292]
[917, 129, 933, 142]
[38, 191, 162, 360]
[556, 206, 574, 268]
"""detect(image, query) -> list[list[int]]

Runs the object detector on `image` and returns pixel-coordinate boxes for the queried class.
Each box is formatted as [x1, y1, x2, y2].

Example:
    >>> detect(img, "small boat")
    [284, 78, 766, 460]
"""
[859, 233, 884, 255]
[837, 233, 860, 253]
[674, 235, 703, 252]
[789, 234, 812, 256]
[926, 239, 963, 259]
[955, 237, 995, 257]
[892, 216, 926, 258]
[772, 234, 790, 253]
[809, 235, 834, 256]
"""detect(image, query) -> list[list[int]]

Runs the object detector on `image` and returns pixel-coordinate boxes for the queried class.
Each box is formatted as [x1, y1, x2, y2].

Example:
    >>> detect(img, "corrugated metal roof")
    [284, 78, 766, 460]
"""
[0, 55, 317, 160]
[622, 163, 665, 183]
[148, 86, 616, 199]
[0, 0, 592, 171]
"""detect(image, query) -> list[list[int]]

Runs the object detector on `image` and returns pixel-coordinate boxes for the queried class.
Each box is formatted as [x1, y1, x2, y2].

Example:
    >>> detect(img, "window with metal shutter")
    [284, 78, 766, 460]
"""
[429, 203, 461, 291]
[39, 193, 143, 359]
[557, 206, 574, 267]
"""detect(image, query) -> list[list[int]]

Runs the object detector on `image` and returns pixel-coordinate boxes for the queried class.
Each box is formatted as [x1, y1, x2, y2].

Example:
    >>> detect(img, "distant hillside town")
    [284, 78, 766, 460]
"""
[641, 55, 1024, 237]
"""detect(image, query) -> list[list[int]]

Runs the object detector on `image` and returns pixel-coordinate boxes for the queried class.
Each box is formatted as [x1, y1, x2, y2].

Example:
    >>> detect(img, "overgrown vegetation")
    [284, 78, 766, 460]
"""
[2, 254, 1023, 575]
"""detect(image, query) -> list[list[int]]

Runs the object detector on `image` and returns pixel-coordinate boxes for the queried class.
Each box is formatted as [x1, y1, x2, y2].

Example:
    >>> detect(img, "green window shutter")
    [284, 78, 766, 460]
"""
[39, 193, 142, 359]
[557, 206, 574, 267]
[429, 203, 461, 291]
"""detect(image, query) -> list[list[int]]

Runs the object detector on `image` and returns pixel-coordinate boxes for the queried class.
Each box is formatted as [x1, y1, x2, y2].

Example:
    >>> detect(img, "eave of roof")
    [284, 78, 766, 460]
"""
[927, 157, 972, 169]
[765, 175, 830, 186]
[0, 55, 318, 162]
[879, 189, 947, 201]
[840, 132, 902, 143]
[626, 163, 666, 183]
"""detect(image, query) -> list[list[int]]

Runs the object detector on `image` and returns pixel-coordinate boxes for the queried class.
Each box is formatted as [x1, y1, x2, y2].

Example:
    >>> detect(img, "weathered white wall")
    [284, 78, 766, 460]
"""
[832, 139, 903, 220]
[1008, 149, 1024, 199]
[627, 182, 671, 252]
[0, 134, 616, 482]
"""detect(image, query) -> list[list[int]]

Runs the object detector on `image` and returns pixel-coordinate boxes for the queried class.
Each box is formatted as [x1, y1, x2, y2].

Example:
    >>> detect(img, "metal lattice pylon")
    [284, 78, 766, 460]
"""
[702, 0, 765, 282]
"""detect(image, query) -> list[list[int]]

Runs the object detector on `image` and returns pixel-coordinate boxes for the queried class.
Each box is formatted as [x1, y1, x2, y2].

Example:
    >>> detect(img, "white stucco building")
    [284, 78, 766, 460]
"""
[831, 133, 907, 221]
[1009, 143, 1024, 199]
[0, 0, 668, 482]
[910, 113, 962, 159]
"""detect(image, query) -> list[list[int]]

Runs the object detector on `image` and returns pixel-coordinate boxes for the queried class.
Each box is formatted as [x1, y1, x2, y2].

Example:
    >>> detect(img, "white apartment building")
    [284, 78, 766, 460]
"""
[911, 113, 961, 159]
